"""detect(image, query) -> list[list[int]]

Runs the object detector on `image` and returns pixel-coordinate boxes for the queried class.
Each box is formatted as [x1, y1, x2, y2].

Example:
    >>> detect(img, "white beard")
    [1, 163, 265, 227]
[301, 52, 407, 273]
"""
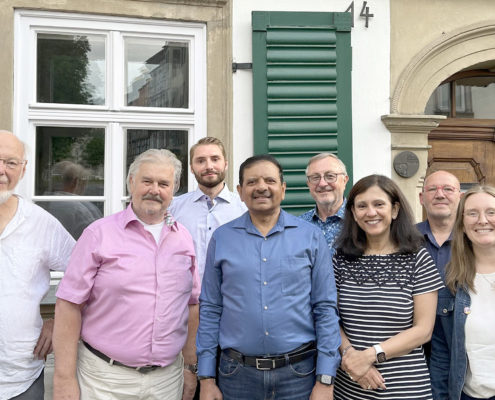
[0, 189, 14, 204]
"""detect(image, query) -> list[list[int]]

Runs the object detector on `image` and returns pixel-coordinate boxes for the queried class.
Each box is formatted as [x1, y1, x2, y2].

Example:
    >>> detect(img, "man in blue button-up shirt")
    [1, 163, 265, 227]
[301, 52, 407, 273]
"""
[416, 170, 462, 365]
[197, 155, 341, 400]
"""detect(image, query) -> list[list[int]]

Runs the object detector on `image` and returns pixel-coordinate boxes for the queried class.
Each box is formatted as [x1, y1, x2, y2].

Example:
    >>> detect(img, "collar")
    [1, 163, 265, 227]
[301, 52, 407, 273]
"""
[1, 195, 32, 239]
[123, 203, 177, 230]
[417, 219, 453, 246]
[312, 198, 347, 222]
[233, 208, 297, 236]
[192, 183, 232, 203]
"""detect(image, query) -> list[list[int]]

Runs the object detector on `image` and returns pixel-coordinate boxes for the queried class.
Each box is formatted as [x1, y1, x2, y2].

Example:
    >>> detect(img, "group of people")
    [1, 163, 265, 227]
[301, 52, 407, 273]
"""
[1, 129, 494, 400]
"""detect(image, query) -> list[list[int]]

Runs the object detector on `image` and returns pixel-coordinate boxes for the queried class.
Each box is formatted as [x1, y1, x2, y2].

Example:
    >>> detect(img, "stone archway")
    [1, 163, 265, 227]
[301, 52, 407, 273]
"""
[383, 20, 495, 221]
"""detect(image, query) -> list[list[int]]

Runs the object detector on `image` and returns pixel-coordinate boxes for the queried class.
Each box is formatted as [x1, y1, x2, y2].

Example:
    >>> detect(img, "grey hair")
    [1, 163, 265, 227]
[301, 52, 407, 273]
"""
[0, 130, 30, 159]
[305, 153, 347, 176]
[126, 149, 182, 196]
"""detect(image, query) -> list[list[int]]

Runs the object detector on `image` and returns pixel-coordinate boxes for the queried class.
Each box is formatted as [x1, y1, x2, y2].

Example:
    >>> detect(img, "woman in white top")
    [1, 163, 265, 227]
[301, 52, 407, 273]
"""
[430, 185, 495, 400]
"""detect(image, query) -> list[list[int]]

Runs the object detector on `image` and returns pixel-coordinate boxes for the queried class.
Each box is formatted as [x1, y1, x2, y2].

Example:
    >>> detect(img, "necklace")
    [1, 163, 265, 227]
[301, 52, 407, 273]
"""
[479, 273, 495, 291]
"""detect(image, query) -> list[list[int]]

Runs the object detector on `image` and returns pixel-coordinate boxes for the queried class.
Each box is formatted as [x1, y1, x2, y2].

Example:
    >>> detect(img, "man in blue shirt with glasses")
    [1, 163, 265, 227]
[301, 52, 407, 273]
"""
[197, 155, 341, 400]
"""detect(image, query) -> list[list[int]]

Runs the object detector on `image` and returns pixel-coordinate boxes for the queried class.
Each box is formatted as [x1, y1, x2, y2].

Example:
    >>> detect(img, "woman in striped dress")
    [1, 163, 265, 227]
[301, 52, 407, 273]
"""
[333, 175, 444, 400]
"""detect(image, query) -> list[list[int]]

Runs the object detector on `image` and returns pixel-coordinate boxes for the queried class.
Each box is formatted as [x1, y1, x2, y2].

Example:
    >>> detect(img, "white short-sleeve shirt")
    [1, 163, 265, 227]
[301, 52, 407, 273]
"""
[0, 196, 75, 399]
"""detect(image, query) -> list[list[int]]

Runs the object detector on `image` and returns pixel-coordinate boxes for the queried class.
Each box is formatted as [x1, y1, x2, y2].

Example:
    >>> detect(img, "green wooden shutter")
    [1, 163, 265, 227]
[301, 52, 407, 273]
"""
[252, 11, 352, 216]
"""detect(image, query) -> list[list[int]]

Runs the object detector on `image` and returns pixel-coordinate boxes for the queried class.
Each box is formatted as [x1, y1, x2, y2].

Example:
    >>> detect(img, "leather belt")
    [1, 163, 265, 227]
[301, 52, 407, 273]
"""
[82, 341, 161, 374]
[223, 342, 316, 371]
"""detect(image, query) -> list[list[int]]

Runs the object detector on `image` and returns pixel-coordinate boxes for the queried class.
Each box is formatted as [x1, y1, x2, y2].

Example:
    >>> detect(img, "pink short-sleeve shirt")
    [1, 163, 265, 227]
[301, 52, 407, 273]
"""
[57, 205, 200, 367]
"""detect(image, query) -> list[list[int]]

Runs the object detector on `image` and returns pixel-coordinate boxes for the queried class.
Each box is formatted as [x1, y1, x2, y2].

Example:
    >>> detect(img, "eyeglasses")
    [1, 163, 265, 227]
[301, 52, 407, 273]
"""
[0, 158, 26, 169]
[307, 173, 346, 185]
[423, 185, 460, 196]
[463, 209, 495, 223]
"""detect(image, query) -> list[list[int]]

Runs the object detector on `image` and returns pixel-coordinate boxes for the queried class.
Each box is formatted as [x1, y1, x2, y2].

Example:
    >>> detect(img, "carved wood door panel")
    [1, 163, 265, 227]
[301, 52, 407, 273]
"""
[427, 119, 495, 188]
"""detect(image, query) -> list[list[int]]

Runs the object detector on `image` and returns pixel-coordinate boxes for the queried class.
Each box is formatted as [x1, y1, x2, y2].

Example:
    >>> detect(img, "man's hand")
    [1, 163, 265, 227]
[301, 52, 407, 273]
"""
[309, 381, 334, 400]
[34, 318, 54, 360]
[182, 369, 198, 400]
[53, 376, 80, 400]
[200, 378, 223, 400]
[356, 365, 386, 391]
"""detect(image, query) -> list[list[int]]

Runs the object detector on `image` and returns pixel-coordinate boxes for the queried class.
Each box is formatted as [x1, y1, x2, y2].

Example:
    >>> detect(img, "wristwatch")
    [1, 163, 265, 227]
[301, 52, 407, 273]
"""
[316, 375, 335, 385]
[184, 363, 198, 374]
[197, 375, 215, 381]
[373, 344, 387, 363]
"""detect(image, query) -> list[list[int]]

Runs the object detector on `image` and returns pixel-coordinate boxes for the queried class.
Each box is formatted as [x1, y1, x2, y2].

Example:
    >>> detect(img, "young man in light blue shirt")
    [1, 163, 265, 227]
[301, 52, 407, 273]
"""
[169, 137, 246, 282]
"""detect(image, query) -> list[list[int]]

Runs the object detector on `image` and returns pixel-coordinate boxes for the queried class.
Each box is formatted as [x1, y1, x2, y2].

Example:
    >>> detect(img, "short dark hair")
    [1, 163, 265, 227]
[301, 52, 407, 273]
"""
[239, 155, 284, 186]
[336, 174, 424, 260]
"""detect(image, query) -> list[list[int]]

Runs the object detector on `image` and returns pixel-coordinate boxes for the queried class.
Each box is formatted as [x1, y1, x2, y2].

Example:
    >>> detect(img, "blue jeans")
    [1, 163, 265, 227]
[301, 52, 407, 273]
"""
[9, 369, 44, 400]
[218, 351, 316, 400]
[461, 392, 495, 400]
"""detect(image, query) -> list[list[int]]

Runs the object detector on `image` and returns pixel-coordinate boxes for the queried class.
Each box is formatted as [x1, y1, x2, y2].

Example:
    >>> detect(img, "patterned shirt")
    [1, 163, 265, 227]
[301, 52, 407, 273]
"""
[299, 199, 347, 254]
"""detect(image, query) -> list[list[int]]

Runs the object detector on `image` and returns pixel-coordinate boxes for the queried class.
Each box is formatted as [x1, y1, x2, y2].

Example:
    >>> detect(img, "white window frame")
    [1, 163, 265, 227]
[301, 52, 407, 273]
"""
[14, 10, 207, 217]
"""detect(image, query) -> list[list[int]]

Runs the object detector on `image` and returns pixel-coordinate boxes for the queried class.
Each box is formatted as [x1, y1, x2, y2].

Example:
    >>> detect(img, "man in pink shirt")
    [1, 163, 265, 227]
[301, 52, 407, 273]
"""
[52, 149, 200, 400]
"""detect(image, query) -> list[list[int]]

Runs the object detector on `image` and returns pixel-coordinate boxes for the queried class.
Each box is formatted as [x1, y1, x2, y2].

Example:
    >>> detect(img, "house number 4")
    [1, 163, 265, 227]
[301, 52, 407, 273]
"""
[345, 1, 374, 28]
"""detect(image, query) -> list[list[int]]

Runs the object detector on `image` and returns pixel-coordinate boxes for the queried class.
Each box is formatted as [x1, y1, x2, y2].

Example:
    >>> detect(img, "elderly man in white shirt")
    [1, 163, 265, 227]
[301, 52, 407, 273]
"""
[0, 130, 75, 400]
[169, 137, 246, 281]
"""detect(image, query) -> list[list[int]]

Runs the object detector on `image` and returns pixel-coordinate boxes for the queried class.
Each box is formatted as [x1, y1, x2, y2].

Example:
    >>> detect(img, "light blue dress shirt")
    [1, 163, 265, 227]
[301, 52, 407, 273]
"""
[197, 209, 341, 377]
[168, 184, 247, 281]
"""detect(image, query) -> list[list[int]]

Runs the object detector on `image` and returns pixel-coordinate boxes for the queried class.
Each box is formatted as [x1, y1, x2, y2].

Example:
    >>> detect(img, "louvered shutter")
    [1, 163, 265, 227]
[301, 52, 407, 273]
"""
[252, 11, 352, 216]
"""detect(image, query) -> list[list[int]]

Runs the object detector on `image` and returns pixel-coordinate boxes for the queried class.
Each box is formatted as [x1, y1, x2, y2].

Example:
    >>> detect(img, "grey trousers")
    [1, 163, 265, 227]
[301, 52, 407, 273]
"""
[9, 369, 44, 400]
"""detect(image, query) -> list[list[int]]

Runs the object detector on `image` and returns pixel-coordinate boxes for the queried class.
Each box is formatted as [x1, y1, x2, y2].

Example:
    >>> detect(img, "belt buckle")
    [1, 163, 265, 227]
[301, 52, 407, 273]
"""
[255, 358, 275, 370]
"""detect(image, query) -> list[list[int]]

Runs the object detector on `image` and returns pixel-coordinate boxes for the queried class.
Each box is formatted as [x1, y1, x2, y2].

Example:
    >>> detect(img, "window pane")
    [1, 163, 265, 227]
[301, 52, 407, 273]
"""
[125, 38, 189, 108]
[424, 82, 451, 116]
[455, 80, 495, 119]
[36, 201, 103, 240]
[37, 34, 105, 105]
[35, 126, 105, 196]
[126, 129, 188, 195]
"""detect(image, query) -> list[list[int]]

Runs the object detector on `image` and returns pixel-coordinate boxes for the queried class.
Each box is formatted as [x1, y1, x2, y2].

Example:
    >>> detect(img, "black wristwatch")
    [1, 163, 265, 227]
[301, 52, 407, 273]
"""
[316, 375, 335, 385]
[197, 375, 215, 381]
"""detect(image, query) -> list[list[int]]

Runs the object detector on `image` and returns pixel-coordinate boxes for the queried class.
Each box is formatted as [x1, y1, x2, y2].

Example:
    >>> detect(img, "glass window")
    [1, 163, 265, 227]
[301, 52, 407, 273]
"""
[125, 38, 189, 108]
[35, 126, 105, 196]
[37, 34, 105, 105]
[126, 129, 188, 195]
[425, 75, 495, 119]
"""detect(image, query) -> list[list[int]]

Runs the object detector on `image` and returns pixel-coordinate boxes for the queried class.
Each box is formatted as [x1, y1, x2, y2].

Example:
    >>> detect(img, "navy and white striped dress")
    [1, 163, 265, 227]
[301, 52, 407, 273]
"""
[333, 247, 444, 400]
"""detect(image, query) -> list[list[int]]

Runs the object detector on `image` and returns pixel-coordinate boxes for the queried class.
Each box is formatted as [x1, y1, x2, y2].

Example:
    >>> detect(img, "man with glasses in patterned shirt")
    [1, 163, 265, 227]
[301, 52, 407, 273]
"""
[300, 153, 349, 255]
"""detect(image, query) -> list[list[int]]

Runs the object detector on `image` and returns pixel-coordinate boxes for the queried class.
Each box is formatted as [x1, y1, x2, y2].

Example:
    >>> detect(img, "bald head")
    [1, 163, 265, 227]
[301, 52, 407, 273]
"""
[0, 131, 28, 160]
[0, 130, 28, 205]
[420, 170, 461, 221]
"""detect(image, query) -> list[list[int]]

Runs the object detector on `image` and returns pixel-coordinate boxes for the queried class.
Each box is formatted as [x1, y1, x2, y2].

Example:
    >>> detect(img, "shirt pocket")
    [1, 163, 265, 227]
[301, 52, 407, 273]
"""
[170, 254, 193, 293]
[436, 295, 455, 317]
[4, 246, 42, 282]
[280, 257, 311, 295]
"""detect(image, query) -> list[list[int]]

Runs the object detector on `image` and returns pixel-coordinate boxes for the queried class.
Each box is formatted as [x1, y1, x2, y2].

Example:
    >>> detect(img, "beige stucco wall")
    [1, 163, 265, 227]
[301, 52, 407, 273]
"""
[0, 0, 234, 182]
[390, 0, 495, 102]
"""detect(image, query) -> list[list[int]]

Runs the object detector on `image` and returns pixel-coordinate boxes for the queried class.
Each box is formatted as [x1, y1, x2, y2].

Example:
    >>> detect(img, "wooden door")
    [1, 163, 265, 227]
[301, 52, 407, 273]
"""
[427, 119, 495, 187]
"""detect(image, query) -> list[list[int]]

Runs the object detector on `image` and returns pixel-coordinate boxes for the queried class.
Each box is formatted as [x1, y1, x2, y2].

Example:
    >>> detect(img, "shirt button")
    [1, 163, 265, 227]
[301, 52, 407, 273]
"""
[264, 237, 267, 241]
[263, 258, 267, 262]
[439, 251, 442, 254]
[264, 282, 267, 285]
[264, 306, 268, 310]
[209, 227, 211, 230]
[265, 332, 269, 335]
[443, 309, 448, 314]
[156, 317, 160, 321]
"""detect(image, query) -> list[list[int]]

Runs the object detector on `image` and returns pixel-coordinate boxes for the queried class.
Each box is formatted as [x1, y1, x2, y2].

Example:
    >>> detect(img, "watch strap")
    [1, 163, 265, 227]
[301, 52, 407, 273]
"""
[184, 363, 198, 374]
[316, 374, 335, 385]
[373, 344, 386, 363]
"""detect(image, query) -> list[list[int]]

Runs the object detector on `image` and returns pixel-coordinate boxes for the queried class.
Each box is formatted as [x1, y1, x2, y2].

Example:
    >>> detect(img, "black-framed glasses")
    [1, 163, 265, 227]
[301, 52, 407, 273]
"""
[306, 172, 346, 185]
[0, 158, 26, 169]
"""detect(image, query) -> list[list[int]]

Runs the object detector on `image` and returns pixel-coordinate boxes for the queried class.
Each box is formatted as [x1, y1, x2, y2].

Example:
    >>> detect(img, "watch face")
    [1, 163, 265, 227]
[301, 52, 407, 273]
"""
[377, 353, 387, 363]
[318, 375, 335, 385]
